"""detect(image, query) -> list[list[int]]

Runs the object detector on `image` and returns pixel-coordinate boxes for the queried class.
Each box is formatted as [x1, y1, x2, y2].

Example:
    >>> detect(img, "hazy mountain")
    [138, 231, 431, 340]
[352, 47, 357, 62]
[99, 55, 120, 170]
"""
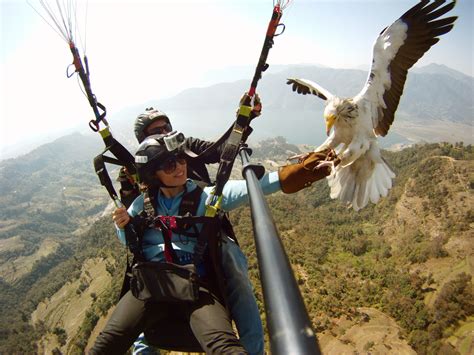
[2, 63, 471, 161]
[113, 63, 473, 149]
[412, 63, 473, 84]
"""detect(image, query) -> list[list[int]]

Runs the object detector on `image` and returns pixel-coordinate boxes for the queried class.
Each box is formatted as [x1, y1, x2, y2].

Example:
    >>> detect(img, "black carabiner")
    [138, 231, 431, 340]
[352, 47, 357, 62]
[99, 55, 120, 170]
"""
[89, 120, 100, 132]
[66, 63, 77, 78]
[274, 23, 286, 37]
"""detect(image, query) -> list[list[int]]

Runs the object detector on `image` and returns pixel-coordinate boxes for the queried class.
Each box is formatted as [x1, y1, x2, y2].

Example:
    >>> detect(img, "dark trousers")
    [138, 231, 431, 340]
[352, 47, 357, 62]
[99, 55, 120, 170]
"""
[89, 290, 247, 354]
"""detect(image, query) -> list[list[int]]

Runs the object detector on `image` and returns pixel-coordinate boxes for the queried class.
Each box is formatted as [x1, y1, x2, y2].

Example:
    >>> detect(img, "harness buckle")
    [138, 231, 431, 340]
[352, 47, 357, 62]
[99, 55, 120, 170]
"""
[157, 216, 178, 230]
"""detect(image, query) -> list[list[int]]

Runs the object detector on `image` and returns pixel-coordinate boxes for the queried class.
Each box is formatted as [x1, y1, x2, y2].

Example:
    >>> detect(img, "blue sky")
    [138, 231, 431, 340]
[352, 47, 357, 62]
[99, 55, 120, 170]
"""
[1, 0, 472, 158]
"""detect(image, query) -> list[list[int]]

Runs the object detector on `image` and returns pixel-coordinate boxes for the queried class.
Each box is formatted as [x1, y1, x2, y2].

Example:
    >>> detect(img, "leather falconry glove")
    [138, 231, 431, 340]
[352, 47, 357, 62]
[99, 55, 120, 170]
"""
[278, 148, 341, 194]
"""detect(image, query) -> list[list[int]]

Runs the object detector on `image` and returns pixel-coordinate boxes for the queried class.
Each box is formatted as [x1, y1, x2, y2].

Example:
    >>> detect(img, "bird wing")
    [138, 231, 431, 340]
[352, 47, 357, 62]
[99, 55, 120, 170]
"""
[355, 0, 457, 137]
[286, 78, 334, 101]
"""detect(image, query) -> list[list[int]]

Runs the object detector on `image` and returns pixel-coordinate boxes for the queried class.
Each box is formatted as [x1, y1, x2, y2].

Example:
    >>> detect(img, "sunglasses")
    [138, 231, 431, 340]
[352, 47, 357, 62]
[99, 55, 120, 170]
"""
[146, 123, 172, 136]
[158, 156, 187, 174]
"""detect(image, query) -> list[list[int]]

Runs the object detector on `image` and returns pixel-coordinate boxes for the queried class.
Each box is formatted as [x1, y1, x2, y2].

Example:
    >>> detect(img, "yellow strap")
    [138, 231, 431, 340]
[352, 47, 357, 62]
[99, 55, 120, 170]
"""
[238, 105, 252, 118]
[99, 126, 111, 139]
[205, 195, 223, 217]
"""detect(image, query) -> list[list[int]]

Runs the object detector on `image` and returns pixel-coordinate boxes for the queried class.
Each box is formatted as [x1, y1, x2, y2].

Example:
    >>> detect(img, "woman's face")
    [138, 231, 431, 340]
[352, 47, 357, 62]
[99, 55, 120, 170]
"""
[154, 157, 187, 187]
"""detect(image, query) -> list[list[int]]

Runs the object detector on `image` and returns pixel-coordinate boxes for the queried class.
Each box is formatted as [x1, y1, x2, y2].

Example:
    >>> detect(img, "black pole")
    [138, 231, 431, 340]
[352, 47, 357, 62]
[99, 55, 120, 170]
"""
[239, 148, 321, 355]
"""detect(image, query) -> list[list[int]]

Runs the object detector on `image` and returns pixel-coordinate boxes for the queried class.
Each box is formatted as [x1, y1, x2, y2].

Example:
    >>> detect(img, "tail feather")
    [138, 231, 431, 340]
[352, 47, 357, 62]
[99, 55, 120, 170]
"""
[358, 179, 370, 210]
[368, 174, 381, 204]
[327, 158, 395, 210]
[340, 173, 356, 204]
[328, 166, 348, 199]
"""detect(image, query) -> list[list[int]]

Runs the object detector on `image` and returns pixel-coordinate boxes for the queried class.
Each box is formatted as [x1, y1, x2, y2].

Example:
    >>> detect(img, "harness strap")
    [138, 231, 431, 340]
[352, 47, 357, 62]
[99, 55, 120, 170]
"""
[138, 185, 206, 263]
[126, 216, 146, 261]
[93, 127, 137, 203]
[93, 154, 119, 201]
[99, 127, 136, 176]
[143, 189, 156, 220]
[158, 216, 179, 263]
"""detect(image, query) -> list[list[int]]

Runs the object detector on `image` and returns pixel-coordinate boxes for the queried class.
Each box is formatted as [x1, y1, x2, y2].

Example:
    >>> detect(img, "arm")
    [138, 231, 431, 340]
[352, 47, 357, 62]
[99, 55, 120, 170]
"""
[216, 148, 340, 211]
[185, 136, 221, 164]
[219, 171, 281, 211]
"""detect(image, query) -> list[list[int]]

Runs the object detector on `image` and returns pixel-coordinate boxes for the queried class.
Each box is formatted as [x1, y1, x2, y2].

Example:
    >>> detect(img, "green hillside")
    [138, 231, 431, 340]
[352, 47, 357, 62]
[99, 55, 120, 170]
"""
[232, 141, 473, 354]
[0, 141, 472, 354]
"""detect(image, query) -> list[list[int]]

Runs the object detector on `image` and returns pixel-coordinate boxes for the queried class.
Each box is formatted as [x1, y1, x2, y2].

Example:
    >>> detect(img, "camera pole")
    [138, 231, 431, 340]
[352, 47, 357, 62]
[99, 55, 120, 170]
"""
[239, 147, 321, 355]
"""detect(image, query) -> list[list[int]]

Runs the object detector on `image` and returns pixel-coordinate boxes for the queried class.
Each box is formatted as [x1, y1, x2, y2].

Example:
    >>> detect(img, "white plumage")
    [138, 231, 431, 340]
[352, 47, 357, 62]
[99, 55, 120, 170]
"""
[287, 0, 457, 210]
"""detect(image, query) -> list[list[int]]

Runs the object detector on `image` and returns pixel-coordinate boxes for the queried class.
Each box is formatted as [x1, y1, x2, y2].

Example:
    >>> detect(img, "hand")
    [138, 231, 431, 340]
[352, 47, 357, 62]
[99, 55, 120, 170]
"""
[237, 92, 263, 119]
[113, 207, 131, 228]
[250, 93, 262, 119]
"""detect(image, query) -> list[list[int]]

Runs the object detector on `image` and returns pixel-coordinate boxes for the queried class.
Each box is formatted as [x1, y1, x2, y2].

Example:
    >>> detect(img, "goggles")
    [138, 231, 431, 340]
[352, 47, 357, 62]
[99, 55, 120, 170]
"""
[146, 123, 172, 136]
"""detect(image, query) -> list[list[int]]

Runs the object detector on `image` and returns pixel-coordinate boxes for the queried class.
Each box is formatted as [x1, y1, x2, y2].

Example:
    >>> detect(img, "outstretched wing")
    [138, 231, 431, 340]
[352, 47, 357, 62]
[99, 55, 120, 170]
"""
[287, 78, 333, 101]
[356, 0, 457, 136]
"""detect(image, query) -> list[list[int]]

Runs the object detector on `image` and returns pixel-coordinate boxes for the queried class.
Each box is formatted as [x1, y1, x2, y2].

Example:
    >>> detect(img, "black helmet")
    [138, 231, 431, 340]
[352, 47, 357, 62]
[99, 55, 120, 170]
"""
[135, 132, 185, 186]
[134, 107, 172, 143]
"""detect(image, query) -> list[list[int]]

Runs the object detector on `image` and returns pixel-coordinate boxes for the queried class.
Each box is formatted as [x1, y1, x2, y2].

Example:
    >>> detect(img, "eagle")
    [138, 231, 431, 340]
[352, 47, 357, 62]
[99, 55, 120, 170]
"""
[287, 0, 457, 210]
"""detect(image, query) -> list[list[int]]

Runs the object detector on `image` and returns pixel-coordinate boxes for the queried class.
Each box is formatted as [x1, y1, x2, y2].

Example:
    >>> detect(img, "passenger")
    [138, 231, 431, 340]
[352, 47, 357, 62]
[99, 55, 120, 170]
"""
[120, 99, 265, 354]
[90, 132, 338, 354]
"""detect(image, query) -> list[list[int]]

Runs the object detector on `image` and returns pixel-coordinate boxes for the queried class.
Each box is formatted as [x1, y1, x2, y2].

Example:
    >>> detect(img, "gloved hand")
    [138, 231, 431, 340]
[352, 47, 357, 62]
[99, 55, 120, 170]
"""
[236, 92, 262, 119]
[278, 148, 340, 193]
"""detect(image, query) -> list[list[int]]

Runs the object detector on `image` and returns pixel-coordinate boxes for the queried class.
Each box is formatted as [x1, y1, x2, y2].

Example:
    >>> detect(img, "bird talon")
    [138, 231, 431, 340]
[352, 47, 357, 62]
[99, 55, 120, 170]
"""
[316, 160, 336, 173]
[288, 152, 310, 163]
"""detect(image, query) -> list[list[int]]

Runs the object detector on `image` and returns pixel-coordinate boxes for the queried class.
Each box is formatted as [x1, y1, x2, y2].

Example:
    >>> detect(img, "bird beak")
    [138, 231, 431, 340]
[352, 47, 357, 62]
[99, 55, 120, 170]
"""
[325, 114, 336, 136]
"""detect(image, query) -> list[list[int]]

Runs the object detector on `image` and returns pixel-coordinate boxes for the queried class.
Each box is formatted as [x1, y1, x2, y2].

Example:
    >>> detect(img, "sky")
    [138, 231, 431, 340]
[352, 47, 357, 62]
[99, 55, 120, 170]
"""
[1, 0, 473, 159]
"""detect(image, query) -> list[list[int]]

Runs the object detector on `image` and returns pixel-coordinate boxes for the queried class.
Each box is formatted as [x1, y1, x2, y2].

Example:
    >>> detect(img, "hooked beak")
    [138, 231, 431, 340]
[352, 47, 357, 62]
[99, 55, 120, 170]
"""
[325, 114, 336, 136]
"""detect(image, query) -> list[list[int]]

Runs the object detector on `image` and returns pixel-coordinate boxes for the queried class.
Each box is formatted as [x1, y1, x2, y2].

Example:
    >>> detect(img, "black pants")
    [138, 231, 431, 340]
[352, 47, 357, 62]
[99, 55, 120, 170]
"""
[89, 289, 247, 354]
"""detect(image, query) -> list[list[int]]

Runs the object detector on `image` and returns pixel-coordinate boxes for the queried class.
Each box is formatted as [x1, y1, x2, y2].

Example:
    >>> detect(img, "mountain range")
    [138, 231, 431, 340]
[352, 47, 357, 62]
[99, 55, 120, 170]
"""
[1, 63, 472, 160]
[99, 63, 472, 155]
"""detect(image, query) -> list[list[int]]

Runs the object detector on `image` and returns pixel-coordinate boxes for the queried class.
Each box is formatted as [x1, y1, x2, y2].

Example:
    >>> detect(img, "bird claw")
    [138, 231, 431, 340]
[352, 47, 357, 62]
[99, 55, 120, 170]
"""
[316, 160, 336, 173]
[288, 152, 310, 163]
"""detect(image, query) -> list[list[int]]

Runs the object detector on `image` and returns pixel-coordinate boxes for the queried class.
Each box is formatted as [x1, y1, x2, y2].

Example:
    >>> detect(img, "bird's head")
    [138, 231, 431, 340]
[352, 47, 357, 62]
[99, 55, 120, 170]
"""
[323, 98, 358, 135]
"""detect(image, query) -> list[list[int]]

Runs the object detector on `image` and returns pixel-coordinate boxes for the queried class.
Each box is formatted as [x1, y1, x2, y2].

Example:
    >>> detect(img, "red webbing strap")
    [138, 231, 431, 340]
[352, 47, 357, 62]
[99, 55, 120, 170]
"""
[159, 216, 178, 263]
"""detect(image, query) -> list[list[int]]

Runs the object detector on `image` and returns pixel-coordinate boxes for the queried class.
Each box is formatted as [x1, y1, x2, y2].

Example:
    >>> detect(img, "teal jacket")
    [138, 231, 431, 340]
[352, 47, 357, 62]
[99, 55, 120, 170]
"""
[117, 171, 281, 262]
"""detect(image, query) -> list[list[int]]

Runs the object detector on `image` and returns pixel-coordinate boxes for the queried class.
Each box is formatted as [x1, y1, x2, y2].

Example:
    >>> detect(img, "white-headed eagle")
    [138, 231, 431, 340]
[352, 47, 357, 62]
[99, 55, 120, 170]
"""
[287, 0, 457, 210]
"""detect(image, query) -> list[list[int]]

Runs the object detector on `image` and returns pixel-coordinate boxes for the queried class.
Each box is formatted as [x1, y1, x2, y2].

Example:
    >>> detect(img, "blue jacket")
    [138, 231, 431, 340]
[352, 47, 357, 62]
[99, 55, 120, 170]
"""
[117, 171, 281, 262]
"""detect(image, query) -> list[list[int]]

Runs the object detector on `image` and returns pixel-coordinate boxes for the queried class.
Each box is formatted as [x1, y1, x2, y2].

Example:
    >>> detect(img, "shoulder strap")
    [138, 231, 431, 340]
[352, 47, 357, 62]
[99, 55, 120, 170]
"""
[179, 184, 203, 217]
[143, 187, 156, 219]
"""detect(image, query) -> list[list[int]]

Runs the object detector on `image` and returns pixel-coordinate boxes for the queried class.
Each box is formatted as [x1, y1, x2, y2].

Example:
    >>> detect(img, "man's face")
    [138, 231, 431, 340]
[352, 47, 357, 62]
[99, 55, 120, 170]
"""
[145, 118, 172, 137]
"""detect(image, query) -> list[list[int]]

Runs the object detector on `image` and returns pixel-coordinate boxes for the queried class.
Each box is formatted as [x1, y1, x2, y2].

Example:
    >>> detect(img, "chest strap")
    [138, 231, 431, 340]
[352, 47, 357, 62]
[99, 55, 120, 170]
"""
[130, 185, 207, 263]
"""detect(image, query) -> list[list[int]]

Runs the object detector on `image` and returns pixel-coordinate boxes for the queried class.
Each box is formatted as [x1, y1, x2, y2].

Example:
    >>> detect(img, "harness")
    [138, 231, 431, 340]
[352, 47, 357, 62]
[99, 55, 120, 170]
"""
[120, 184, 230, 300]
